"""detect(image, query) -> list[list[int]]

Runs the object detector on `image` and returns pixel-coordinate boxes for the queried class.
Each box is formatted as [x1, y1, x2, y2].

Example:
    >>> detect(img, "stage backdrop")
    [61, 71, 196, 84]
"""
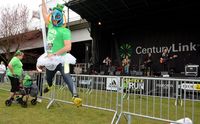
[97, 25, 200, 73]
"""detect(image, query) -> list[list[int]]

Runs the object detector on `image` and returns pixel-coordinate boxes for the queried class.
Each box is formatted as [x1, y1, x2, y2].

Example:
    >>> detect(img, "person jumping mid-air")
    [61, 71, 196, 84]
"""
[38, 0, 82, 107]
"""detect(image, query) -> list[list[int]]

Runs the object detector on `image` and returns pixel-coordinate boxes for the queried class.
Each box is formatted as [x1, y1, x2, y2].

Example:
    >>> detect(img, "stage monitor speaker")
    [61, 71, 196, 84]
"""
[109, 72, 114, 75]
[161, 71, 169, 77]
[130, 70, 136, 76]
[171, 73, 185, 77]
[100, 71, 105, 75]
[135, 71, 143, 76]
[161, 71, 168, 75]
[115, 71, 121, 76]
[185, 64, 199, 77]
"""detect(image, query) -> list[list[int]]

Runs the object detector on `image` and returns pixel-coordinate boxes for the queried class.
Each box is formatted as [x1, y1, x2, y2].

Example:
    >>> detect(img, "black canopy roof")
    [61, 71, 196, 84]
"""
[66, 0, 200, 29]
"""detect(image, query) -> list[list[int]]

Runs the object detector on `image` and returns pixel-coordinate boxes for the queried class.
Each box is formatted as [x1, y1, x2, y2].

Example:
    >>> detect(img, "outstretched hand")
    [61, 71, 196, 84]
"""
[36, 66, 43, 72]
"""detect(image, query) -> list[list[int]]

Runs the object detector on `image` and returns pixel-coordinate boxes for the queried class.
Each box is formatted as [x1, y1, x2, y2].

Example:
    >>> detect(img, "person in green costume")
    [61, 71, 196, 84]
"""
[6, 50, 25, 104]
[40, 0, 82, 107]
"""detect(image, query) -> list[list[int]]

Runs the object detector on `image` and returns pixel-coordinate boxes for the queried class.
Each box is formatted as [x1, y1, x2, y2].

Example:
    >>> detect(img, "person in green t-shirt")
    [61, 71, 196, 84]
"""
[23, 73, 32, 87]
[6, 50, 24, 102]
[40, 0, 82, 107]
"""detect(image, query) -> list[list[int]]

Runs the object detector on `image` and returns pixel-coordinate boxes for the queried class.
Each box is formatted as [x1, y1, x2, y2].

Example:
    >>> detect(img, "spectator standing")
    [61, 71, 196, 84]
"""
[103, 57, 111, 75]
[0, 61, 6, 83]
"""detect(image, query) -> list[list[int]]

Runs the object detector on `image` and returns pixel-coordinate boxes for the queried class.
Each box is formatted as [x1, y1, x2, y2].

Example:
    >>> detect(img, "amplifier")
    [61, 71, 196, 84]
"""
[115, 71, 121, 76]
[185, 64, 199, 77]
[161, 71, 169, 77]
[135, 71, 143, 76]
[130, 70, 136, 76]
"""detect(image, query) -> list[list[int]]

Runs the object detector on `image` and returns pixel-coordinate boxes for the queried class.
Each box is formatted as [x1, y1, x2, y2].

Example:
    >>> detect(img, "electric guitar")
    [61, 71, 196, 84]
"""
[160, 55, 178, 64]
[144, 59, 152, 66]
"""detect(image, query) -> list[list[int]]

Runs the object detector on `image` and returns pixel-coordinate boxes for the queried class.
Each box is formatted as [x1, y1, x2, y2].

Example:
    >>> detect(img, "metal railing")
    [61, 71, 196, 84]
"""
[44, 74, 120, 123]
[118, 76, 200, 124]
[1, 72, 199, 124]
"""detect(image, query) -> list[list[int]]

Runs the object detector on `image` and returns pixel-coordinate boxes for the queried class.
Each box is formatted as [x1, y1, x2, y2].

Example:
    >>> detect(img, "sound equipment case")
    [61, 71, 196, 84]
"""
[185, 65, 199, 77]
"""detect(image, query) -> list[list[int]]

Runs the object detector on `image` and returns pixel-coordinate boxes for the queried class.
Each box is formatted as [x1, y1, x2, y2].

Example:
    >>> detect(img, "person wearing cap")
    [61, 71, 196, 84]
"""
[6, 50, 24, 103]
[40, 0, 82, 107]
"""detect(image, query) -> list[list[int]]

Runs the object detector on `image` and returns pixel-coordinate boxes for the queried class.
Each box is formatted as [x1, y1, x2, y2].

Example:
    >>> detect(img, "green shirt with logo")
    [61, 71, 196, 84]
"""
[47, 22, 71, 55]
[7, 57, 23, 77]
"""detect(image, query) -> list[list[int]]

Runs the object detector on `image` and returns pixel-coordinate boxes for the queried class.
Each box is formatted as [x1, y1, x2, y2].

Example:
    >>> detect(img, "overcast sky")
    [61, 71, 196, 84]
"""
[0, 0, 81, 30]
[0, 0, 80, 19]
[0, 0, 68, 10]
[0, 0, 41, 11]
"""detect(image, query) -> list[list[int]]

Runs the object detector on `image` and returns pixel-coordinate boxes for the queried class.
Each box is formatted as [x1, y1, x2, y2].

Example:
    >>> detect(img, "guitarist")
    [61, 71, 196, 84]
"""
[160, 48, 177, 72]
[144, 53, 153, 76]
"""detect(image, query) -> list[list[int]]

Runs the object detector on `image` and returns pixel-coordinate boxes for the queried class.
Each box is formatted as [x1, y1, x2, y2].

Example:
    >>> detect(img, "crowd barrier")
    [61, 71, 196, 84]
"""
[1, 72, 200, 124]
[118, 76, 200, 124]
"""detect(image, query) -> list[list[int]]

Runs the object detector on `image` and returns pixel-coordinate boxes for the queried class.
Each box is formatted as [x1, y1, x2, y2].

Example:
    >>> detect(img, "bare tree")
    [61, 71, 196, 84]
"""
[32, 10, 40, 19]
[0, 4, 29, 64]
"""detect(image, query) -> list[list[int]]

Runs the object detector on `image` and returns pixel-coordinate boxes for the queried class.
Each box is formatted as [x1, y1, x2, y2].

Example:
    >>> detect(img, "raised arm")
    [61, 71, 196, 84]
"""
[41, 0, 50, 25]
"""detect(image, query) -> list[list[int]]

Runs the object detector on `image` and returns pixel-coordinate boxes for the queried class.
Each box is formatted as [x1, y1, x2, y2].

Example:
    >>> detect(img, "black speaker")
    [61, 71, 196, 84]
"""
[100, 71, 105, 75]
[130, 70, 136, 76]
[115, 71, 121, 76]
[161, 71, 168, 75]
[109, 72, 114, 75]
[172, 73, 185, 77]
[161, 71, 169, 77]
[135, 71, 143, 76]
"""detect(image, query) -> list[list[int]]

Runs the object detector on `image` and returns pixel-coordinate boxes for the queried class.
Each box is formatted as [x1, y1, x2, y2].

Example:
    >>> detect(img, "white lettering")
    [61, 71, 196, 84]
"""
[179, 43, 182, 52]
[135, 42, 197, 54]
[168, 46, 172, 53]
[190, 42, 196, 51]
[182, 45, 189, 51]
[129, 82, 144, 90]
[136, 46, 142, 54]
[172, 44, 178, 52]
[142, 48, 147, 54]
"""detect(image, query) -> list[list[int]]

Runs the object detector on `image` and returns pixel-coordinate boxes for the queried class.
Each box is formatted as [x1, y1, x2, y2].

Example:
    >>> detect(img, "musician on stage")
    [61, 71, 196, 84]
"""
[160, 48, 177, 72]
[160, 48, 170, 72]
[103, 56, 112, 75]
[122, 55, 130, 75]
[143, 53, 152, 76]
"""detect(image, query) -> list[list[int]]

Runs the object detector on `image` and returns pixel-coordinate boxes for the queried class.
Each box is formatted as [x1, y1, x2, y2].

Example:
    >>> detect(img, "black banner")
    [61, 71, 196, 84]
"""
[99, 26, 200, 73]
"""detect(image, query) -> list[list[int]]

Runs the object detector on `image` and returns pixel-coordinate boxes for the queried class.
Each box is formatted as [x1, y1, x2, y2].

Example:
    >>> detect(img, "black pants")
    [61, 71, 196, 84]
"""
[36, 73, 43, 96]
[144, 66, 151, 76]
[163, 63, 169, 72]
[104, 65, 109, 75]
[46, 63, 77, 96]
[8, 76, 20, 92]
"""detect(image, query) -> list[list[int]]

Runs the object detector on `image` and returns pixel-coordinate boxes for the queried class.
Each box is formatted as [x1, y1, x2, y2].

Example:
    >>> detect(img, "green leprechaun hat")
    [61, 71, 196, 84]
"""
[53, 4, 64, 12]
[14, 50, 23, 56]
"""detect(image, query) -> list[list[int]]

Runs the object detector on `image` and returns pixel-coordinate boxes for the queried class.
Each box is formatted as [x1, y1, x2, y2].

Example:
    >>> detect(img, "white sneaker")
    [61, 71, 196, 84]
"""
[37, 98, 42, 103]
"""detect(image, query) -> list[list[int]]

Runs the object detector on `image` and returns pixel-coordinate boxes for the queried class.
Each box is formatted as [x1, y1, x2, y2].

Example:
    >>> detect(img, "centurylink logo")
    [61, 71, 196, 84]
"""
[136, 42, 198, 54]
